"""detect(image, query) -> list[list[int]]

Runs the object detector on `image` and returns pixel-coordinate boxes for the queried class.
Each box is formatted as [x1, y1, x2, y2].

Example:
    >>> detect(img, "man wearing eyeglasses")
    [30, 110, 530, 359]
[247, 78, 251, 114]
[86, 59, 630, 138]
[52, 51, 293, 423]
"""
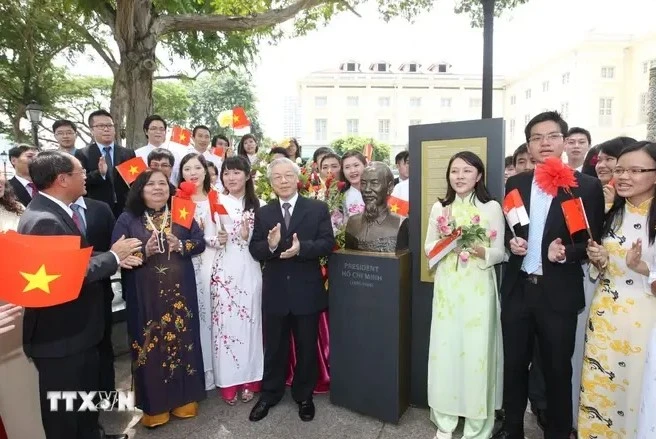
[135, 115, 187, 185]
[495, 112, 605, 439]
[53, 120, 78, 155]
[565, 127, 591, 172]
[75, 110, 136, 218]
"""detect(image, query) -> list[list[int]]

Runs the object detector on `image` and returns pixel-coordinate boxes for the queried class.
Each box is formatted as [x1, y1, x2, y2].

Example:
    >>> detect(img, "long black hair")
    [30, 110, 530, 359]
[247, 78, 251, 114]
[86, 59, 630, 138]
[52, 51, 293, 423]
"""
[341, 149, 367, 190]
[439, 151, 492, 206]
[220, 156, 260, 212]
[125, 169, 170, 216]
[603, 141, 656, 244]
[581, 145, 601, 178]
[178, 153, 211, 194]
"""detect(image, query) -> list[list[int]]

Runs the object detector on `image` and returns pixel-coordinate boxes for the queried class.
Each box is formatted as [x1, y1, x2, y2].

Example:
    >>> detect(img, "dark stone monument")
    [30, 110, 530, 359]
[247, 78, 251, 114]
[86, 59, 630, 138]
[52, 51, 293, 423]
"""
[329, 249, 411, 423]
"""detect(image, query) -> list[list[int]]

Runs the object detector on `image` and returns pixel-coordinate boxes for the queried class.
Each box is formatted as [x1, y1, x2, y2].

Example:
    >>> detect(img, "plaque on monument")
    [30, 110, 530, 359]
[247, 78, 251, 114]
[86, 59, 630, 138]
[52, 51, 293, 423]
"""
[329, 249, 411, 423]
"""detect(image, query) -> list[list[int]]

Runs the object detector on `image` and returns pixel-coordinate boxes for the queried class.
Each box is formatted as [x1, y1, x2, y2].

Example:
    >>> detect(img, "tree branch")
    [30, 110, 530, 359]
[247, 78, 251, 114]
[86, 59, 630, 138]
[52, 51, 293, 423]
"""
[155, 0, 329, 35]
[154, 66, 229, 81]
[340, 1, 361, 17]
[80, 26, 119, 74]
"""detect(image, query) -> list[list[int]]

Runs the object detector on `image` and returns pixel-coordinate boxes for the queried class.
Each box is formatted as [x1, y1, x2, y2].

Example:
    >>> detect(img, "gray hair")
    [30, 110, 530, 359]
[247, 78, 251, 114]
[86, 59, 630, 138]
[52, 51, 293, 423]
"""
[267, 157, 300, 180]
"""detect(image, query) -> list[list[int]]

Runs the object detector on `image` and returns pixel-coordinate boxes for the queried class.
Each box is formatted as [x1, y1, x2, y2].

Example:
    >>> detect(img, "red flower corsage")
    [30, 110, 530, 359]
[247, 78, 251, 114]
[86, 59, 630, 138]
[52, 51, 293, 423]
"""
[175, 181, 196, 200]
[535, 157, 578, 197]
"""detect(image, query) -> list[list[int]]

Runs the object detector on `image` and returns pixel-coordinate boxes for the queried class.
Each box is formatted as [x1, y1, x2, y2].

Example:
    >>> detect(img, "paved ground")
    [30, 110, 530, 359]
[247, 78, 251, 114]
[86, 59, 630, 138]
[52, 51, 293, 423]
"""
[102, 322, 542, 439]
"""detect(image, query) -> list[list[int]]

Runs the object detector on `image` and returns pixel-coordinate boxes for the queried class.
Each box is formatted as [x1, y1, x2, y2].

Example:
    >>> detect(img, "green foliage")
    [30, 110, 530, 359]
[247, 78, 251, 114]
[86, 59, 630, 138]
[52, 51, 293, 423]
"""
[454, 0, 530, 27]
[330, 136, 392, 163]
[153, 81, 192, 126]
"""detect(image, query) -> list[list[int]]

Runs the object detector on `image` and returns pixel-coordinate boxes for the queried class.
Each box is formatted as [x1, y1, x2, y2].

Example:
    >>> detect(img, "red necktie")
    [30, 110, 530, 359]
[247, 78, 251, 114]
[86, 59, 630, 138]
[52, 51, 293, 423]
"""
[27, 182, 37, 198]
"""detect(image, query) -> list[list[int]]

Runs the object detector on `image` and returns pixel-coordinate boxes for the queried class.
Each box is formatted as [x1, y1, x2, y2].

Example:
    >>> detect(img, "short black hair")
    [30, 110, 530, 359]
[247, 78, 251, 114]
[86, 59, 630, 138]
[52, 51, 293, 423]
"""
[192, 125, 211, 137]
[269, 147, 289, 158]
[8, 144, 38, 160]
[524, 111, 568, 141]
[395, 150, 409, 164]
[147, 148, 175, 167]
[28, 150, 74, 191]
[206, 161, 219, 175]
[52, 120, 77, 133]
[88, 109, 113, 127]
[320, 152, 341, 168]
[125, 169, 170, 216]
[312, 147, 334, 164]
[212, 134, 230, 147]
[143, 115, 167, 137]
[512, 143, 529, 167]
[505, 156, 514, 168]
[567, 127, 591, 144]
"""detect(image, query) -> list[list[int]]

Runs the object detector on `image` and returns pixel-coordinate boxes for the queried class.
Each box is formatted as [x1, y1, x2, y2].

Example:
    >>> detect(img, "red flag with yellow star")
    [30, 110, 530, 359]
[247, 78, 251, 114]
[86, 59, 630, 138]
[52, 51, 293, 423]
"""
[232, 107, 250, 129]
[116, 156, 147, 185]
[170, 126, 192, 146]
[171, 196, 195, 229]
[0, 234, 92, 307]
[387, 195, 409, 217]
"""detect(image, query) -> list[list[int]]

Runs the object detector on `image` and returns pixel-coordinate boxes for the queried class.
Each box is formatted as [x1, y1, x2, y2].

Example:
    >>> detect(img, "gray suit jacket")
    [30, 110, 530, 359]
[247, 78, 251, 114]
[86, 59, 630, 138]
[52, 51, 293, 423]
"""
[17, 194, 118, 358]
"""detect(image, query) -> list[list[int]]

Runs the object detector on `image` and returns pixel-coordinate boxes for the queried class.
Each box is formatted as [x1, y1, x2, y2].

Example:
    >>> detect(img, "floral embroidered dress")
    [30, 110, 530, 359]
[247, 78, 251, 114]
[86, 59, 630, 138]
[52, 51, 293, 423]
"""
[205, 194, 264, 390]
[424, 196, 504, 439]
[578, 199, 656, 439]
[112, 208, 206, 415]
[191, 198, 218, 390]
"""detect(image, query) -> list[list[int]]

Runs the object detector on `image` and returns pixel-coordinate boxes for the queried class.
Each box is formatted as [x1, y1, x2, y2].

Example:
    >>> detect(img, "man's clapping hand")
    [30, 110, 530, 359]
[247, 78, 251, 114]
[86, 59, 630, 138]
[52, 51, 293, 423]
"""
[547, 238, 566, 262]
[0, 304, 22, 335]
[268, 223, 281, 249]
[509, 237, 528, 256]
[98, 156, 108, 177]
[112, 235, 144, 260]
[280, 233, 300, 259]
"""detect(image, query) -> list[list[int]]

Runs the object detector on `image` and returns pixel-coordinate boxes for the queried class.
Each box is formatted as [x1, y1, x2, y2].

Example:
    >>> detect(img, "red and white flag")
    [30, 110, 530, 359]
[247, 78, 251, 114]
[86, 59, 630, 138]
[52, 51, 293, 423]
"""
[503, 188, 529, 229]
[427, 228, 462, 270]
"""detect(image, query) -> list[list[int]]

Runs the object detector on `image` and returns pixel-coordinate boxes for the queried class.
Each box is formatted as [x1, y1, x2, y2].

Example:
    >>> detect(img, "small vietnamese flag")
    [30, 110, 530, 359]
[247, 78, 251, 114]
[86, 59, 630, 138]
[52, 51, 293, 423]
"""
[212, 146, 225, 158]
[171, 196, 196, 229]
[561, 197, 592, 238]
[0, 234, 92, 307]
[207, 189, 228, 223]
[116, 157, 147, 185]
[387, 195, 409, 217]
[232, 107, 250, 129]
[170, 126, 192, 146]
[364, 143, 374, 162]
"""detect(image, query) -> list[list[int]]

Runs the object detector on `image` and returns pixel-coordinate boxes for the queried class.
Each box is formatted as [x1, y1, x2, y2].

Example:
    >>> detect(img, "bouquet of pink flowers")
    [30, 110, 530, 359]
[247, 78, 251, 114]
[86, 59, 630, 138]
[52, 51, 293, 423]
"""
[436, 213, 497, 268]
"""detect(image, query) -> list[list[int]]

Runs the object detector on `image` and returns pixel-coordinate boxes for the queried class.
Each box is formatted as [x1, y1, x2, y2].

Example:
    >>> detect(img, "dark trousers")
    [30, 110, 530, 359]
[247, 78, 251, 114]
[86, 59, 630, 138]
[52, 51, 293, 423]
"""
[261, 312, 319, 404]
[98, 289, 115, 392]
[528, 337, 547, 410]
[501, 276, 577, 439]
[33, 346, 101, 439]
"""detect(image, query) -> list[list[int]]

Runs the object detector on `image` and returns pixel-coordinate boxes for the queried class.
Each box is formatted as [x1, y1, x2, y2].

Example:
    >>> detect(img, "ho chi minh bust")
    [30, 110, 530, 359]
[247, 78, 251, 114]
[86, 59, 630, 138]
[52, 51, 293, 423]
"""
[344, 161, 409, 253]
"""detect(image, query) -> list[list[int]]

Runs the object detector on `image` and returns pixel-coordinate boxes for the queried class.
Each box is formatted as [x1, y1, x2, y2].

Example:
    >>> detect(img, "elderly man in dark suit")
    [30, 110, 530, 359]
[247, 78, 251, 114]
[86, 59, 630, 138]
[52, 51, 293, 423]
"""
[493, 112, 605, 439]
[75, 110, 136, 218]
[18, 151, 142, 439]
[248, 157, 335, 423]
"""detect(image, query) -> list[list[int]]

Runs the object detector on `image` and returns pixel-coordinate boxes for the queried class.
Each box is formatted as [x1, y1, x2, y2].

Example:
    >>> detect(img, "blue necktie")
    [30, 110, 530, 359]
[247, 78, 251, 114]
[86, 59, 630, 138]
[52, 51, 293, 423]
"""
[523, 184, 550, 274]
[70, 204, 87, 237]
[103, 146, 117, 203]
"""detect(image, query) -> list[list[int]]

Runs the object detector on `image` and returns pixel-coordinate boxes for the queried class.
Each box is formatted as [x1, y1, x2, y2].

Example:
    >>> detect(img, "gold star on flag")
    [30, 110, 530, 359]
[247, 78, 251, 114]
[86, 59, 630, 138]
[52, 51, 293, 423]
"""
[233, 114, 240, 123]
[129, 165, 139, 175]
[180, 133, 186, 141]
[178, 207, 189, 220]
[390, 204, 399, 213]
[20, 265, 61, 294]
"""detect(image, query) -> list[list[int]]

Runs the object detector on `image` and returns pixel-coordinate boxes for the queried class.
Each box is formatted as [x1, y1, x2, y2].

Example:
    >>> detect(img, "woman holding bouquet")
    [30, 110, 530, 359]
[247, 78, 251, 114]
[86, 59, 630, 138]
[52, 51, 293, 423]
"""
[424, 151, 504, 439]
[206, 156, 265, 405]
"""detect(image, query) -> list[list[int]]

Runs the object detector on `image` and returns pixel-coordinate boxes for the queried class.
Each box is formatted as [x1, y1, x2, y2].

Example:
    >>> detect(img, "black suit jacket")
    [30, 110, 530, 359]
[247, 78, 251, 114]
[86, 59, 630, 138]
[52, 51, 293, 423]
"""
[75, 143, 136, 217]
[9, 176, 32, 207]
[500, 170, 605, 313]
[17, 194, 119, 358]
[84, 197, 116, 301]
[250, 195, 335, 315]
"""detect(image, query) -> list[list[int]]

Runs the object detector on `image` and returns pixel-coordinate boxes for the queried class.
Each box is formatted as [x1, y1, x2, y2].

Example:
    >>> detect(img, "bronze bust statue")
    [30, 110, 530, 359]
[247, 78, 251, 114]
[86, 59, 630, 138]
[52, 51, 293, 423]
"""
[345, 161, 408, 253]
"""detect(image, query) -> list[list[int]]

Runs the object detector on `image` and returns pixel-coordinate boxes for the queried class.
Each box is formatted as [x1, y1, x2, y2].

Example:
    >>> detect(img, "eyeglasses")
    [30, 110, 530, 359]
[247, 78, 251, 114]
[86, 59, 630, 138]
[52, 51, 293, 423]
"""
[528, 133, 564, 144]
[93, 124, 115, 130]
[271, 173, 296, 183]
[55, 131, 76, 136]
[612, 168, 656, 176]
[67, 169, 87, 176]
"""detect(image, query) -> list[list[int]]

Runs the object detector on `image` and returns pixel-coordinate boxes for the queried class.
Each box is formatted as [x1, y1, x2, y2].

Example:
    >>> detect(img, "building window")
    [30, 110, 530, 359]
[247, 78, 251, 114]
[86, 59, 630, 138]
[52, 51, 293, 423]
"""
[525, 89, 532, 99]
[509, 119, 516, 136]
[378, 119, 390, 141]
[346, 119, 359, 135]
[599, 98, 613, 127]
[408, 63, 418, 72]
[440, 97, 452, 107]
[347, 96, 359, 107]
[378, 96, 390, 107]
[469, 97, 482, 108]
[346, 62, 356, 72]
[524, 114, 531, 125]
[410, 97, 422, 107]
[314, 119, 327, 141]
[315, 96, 327, 107]
[640, 92, 648, 123]
[377, 63, 387, 72]
[601, 66, 615, 79]
[561, 102, 569, 119]
[438, 63, 448, 73]
[409, 119, 421, 126]
[562, 72, 570, 84]
[510, 95, 516, 105]
[542, 81, 550, 92]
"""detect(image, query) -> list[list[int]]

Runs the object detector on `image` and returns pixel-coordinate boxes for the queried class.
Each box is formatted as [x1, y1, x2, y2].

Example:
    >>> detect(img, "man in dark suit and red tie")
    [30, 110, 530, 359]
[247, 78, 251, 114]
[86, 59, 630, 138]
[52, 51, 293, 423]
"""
[75, 110, 136, 218]
[494, 112, 605, 439]
[248, 157, 335, 423]
[8, 144, 38, 207]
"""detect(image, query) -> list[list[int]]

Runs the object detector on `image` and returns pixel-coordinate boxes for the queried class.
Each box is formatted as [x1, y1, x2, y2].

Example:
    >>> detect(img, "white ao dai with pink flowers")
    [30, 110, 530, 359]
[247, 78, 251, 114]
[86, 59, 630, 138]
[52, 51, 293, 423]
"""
[205, 194, 263, 388]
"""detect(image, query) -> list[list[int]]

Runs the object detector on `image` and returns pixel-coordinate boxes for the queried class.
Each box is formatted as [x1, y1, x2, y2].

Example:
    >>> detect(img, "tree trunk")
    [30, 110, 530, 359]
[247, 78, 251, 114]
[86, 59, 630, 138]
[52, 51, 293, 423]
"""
[648, 66, 656, 141]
